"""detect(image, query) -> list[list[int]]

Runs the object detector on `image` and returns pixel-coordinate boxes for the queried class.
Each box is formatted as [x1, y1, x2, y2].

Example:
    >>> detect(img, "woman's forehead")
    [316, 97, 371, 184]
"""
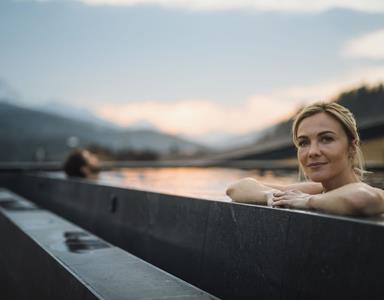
[297, 112, 344, 136]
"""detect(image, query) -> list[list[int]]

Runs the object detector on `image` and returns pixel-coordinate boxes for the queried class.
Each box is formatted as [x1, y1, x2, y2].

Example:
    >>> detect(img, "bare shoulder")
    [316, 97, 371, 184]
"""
[346, 182, 384, 194]
[341, 182, 384, 215]
[360, 182, 384, 199]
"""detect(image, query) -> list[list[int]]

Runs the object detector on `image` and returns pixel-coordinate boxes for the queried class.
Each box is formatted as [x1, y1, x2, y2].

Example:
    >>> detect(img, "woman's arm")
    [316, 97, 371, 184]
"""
[264, 181, 323, 194]
[226, 177, 322, 205]
[226, 177, 278, 205]
[309, 183, 384, 216]
[273, 182, 384, 216]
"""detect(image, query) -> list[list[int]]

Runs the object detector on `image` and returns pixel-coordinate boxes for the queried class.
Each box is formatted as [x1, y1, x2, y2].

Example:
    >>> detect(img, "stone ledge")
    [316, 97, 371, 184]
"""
[0, 188, 216, 300]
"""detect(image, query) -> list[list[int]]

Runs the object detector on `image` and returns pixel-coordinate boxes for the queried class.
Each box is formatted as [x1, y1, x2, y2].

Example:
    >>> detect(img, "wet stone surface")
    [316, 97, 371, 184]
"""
[0, 187, 216, 300]
[0, 190, 13, 199]
[0, 199, 39, 211]
[50, 231, 111, 254]
[18, 217, 56, 230]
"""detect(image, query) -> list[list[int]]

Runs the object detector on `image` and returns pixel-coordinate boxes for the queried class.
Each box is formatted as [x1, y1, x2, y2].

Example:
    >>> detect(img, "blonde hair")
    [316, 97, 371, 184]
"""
[292, 102, 366, 179]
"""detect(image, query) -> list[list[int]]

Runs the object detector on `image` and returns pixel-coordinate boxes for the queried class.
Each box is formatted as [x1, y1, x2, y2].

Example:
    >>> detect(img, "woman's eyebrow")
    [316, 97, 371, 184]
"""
[297, 135, 308, 140]
[297, 130, 335, 139]
[318, 130, 336, 136]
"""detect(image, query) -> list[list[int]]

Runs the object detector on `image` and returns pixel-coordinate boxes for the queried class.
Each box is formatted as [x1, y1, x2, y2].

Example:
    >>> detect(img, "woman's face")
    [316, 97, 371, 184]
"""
[296, 112, 354, 185]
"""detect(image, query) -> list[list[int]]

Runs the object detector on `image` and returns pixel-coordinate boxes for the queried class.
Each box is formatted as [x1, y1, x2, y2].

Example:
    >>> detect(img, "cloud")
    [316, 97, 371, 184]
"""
[93, 65, 384, 136]
[342, 28, 384, 60]
[95, 97, 295, 136]
[37, 0, 384, 13]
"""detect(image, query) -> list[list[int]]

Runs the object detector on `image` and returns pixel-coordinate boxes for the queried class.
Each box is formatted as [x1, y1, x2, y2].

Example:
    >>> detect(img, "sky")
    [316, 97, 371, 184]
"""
[1, 0, 384, 141]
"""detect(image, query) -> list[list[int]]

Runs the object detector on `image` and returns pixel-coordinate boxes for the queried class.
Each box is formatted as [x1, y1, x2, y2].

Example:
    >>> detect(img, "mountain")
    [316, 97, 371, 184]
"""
[127, 119, 159, 131]
[186, 130, 266, 150]
[0, 101, 208, 161]
[33, 100, 274, 150]
[233, 83, 384, 148]
[35, 100, 123, 130]
[0, 79, 19, 100]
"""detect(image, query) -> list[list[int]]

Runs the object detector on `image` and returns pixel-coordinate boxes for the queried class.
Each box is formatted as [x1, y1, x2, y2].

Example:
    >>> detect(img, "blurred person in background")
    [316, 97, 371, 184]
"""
[63, 149, 100, 179]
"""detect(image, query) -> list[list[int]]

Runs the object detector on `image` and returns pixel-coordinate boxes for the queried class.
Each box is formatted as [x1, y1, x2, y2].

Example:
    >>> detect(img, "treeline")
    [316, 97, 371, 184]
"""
[258, 83, 384, 143]
[337, 84, 384, 122]
[86, 144, 160, 161]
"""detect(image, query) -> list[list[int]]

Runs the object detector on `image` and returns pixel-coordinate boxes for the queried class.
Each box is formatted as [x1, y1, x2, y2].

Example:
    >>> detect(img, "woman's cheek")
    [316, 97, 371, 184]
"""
[298, 148, 307, 163]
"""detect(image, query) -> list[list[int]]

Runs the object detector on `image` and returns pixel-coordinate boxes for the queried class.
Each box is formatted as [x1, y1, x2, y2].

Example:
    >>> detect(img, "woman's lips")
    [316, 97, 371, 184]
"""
[306, 162, 327, 168]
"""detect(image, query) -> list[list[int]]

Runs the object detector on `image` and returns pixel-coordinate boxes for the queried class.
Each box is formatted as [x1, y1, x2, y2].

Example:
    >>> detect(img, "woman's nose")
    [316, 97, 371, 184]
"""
[308, 142, 321, 157]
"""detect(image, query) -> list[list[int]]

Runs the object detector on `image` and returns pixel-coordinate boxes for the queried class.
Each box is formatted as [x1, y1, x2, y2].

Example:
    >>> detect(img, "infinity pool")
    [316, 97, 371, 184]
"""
[98, 167, 299, 201]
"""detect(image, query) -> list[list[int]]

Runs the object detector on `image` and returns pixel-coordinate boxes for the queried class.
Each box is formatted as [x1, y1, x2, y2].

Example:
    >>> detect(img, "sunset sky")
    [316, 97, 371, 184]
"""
[1, 0, 384, 140]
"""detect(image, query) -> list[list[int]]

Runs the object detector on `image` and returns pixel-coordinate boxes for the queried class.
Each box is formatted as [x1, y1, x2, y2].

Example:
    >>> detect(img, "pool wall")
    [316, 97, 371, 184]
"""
[0, 188, 216, 300]
[1, 172, 384, 299]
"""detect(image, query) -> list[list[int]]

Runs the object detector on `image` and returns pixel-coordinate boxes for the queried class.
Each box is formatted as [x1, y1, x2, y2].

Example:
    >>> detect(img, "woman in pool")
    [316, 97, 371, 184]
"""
[226, 102, 384, 216]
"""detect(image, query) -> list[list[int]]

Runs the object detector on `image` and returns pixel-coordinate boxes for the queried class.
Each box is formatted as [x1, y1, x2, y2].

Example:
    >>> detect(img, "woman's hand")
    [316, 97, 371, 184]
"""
[272, 190, 312, 210]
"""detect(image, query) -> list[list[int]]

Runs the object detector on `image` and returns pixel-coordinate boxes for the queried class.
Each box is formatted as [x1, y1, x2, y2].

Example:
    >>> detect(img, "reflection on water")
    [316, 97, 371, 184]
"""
[99, 167, 384, 201]
[99, 167, 298, 201]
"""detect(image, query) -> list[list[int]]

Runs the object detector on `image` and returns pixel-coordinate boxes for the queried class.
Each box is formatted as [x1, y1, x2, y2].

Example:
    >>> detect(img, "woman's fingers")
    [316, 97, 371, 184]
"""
[272, 193, 286, 199]
[273, 190, 299, 197]
[272, 190, 309, 209]
[273, 197, 310, 209]
[273, 191, 284, 197]
[272, 200, 290, 207]
[272, 194, 290, 201]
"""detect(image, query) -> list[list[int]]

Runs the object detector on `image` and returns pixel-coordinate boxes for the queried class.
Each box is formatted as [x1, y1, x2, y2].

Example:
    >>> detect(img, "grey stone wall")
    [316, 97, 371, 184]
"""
[1, 173, 384, 299]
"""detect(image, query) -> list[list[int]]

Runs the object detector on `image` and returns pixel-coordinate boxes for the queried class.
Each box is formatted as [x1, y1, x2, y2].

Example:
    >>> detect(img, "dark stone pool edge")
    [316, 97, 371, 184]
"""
[1, 172, 384, 299]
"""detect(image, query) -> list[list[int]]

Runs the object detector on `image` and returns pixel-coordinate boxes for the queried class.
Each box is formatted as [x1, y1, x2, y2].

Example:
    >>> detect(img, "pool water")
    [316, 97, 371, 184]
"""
[97, 167, 384, 201]
[99, 167, 299, 201]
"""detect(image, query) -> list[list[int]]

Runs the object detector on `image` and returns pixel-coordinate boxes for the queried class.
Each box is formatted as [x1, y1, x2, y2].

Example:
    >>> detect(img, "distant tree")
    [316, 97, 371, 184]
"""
[115, 149, 159, 161]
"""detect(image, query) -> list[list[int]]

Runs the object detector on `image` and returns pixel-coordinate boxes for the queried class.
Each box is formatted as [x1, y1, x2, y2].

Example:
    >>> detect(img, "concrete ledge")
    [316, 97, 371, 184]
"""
[2, 173, 384, 299]
[0, 188, 216, 300]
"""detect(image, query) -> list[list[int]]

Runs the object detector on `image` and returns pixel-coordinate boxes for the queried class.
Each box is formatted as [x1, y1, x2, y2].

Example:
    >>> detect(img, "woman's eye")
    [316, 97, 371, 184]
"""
[321, 136, 333, 143]
[298, 140, 308, 147]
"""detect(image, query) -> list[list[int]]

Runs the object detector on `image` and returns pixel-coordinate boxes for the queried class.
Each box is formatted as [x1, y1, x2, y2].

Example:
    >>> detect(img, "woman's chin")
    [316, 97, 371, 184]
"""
[306, 172, 327, 183]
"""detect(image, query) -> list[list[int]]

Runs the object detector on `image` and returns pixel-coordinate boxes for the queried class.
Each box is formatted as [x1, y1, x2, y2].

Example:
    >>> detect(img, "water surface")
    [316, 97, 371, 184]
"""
[98, 167, 384, 201]
[99, 167, 298, 201]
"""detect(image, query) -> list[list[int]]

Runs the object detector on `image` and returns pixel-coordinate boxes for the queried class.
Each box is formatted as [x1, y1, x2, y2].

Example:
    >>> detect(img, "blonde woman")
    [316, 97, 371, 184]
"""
[226, 102, 384, 216]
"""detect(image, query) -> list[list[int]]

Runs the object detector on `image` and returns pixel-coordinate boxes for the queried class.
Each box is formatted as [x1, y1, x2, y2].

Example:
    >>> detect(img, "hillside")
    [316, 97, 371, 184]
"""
[256, 84, 384, 144]
[0, 101, 208, 161]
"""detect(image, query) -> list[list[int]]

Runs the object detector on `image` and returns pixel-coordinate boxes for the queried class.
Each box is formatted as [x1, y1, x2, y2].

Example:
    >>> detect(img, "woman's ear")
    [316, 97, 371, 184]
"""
[349, 139, 357, 160]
